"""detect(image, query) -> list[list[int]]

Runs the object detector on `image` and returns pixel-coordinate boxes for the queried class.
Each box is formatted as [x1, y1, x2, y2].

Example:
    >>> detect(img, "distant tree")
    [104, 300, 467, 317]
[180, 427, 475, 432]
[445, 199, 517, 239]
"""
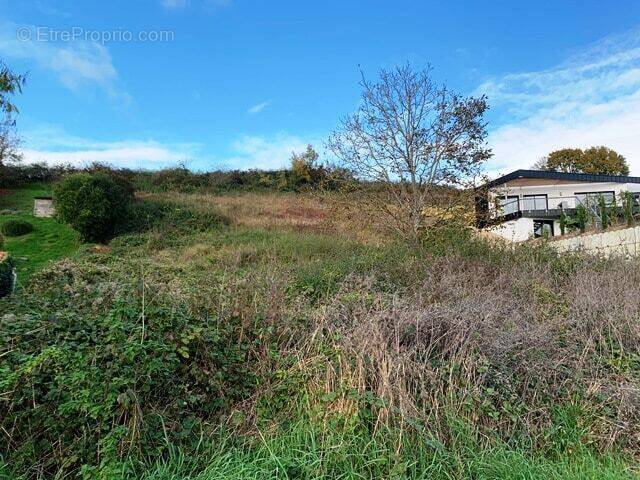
[0, 127, 22, 167]
[290, 144, 319, 185]
[536, 148, 584, 173]
[531, 156, 548, 171]
[0, 61, 26, 125]
[0, 61, 25, 174]
[582, 146, 629, 176]
[535, 147, 629, 176]
[328, 64, 491, 242]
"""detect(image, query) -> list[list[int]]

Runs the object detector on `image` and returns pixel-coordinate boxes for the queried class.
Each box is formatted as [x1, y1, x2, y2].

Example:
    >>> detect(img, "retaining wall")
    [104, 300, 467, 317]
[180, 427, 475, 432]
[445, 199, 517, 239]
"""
[550, 226, 640, 257]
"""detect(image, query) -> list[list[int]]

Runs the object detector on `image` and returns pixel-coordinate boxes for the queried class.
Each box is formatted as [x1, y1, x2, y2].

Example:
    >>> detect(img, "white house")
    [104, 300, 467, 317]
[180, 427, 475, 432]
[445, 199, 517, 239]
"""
[475, 169, 640, 242]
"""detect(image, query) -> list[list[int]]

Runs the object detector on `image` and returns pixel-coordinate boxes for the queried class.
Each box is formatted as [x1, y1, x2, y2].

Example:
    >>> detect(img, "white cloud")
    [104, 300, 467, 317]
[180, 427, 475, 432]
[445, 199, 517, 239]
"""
[23, 143, 189, 169]
[247, 101, 271, 115]
[21, 125, 201, 169]
[479, 29, 640, 175]
[19, 125, 321, 172]
[222, 133, 319, 170]
[0, 23, 128, 101]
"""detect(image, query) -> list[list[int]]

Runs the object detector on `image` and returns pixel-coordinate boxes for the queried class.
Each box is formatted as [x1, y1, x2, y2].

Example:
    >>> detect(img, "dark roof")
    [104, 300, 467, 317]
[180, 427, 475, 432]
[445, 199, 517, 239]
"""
[34, 196, 53, 200]
[484, 169, 640, 189]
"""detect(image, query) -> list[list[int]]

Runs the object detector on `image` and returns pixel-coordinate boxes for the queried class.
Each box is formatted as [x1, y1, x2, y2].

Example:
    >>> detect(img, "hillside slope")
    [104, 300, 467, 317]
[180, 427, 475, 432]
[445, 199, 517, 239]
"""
[1, 189, 639, 479]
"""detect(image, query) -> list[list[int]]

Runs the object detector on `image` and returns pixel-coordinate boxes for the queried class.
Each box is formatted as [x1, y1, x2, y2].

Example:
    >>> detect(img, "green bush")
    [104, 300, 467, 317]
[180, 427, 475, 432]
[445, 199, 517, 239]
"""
[575, 204, 589, 233]
[0, 254, 14, 297]
[119, 199, 230, 237]
[1, 219, 34, 237]
[54, 173, 134, 243]
[0, 260, 255, 477]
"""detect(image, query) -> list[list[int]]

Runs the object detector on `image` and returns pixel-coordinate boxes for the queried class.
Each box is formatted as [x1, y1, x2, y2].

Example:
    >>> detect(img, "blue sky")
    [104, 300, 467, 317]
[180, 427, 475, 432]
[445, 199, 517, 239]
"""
[1, 0, 640, 174]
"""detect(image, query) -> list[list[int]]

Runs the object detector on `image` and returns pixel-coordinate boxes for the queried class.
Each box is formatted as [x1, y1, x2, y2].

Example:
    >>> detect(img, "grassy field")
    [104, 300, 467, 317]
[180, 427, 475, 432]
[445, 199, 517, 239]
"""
[142, 190, 390, 244]
[141, 424, 636, 480]
[1, 183, 639, 479]
[0, 185, 80, 281]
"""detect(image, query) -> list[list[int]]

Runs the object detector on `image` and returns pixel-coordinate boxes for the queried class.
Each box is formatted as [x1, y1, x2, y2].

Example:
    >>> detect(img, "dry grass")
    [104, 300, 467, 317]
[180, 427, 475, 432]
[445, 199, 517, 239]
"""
[143, 191, 327, 230]
[6, 186, 640, 477]
[258, 251, 640, 452]
[140, 191, 393, 244]
[128, 193, 640, 452]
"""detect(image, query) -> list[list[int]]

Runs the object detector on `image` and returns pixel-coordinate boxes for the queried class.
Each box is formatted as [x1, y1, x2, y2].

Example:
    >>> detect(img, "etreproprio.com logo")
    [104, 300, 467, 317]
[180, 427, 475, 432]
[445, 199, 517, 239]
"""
[16, 26, 175, 44]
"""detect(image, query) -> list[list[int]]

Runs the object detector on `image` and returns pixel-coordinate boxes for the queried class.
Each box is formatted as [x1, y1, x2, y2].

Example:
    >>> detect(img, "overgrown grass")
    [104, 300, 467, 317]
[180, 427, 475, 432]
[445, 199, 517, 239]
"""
[143, 190, 390, 244]
[0, 185, 81, 281]
[1, 215, 80, 281]
[2, 188, 640, 478]
[142, 422, 637, 480]
[0, 183, 53, 212]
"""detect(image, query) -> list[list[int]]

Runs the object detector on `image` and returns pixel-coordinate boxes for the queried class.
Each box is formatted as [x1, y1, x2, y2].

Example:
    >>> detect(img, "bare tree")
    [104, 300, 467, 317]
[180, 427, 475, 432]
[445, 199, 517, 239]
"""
[0, 61, 25, 173]
[327, 64, 491, 242]
[532, 156, 549, 171]
[0, 127, 22, 167]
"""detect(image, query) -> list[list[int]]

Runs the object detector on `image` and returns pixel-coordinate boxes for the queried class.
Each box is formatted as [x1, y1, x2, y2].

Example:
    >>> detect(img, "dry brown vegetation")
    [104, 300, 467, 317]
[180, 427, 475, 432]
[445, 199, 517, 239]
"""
[4, 188, 640, 477]
[253, 251, 640, 453]
[141, 190, 392, 244]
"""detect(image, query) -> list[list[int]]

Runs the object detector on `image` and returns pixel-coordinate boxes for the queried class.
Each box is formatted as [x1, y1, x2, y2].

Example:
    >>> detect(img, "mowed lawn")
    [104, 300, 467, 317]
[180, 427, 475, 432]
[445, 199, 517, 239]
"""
[0, 184, 80, 283]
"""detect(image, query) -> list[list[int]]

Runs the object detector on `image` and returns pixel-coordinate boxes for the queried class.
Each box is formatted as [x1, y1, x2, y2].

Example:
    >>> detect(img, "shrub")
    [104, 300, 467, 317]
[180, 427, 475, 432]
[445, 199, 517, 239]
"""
[1, 219, 34, 237]
[118, 199, 230, 237]
[0, 163, 75, 188]
[54, 173, 134, 243]
[0, 254, 14, 297]
[0, 259, 256, 477]
[623, 191, 635, 226]
[575, 204, 589, 233]
[599, 195, 609, 230]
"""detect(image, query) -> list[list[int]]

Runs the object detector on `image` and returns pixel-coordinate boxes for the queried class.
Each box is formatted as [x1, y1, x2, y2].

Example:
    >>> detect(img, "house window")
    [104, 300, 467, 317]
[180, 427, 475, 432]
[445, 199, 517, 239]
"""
[522, 194, 548, 211]
[575, 191, 615, 207]
[533, 220, 554, 238]
[497, 195, 519, 215]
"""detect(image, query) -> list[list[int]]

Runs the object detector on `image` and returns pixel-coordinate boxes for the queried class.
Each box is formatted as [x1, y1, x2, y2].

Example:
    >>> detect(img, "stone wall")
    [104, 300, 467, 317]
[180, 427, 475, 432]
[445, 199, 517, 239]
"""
[34, 198, 54, 218]
[550, 226, 640, 257]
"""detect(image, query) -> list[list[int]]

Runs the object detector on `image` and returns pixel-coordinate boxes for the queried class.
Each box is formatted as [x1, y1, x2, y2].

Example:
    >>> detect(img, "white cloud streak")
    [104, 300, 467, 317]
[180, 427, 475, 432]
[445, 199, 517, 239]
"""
[247, 101, 271, 115]
[21, 125, 200, 169]
[222, 133, 319, 170]
[0, 23, 128, 101]
[20, 125, 320, 172]
[23, 144, 188, 169]
[479, 29, 640, 176]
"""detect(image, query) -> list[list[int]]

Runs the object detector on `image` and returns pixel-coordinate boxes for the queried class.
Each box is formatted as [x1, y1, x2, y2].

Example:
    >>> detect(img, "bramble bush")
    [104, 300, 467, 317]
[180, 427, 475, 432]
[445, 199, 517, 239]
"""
[0, 254, 14, 297]
[54, 173, 134, 243]
[0, 259, 257, 478]
[121, 198, 230, 236]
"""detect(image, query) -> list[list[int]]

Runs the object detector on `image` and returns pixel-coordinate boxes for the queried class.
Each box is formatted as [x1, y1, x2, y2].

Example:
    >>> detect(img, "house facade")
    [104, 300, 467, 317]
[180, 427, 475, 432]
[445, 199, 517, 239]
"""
[475, 169, 640, 242]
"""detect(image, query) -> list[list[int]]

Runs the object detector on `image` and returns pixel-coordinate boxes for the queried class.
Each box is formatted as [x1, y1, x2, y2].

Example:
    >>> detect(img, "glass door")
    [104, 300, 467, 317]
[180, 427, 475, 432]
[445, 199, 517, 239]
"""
[533, 220, 554, 238]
